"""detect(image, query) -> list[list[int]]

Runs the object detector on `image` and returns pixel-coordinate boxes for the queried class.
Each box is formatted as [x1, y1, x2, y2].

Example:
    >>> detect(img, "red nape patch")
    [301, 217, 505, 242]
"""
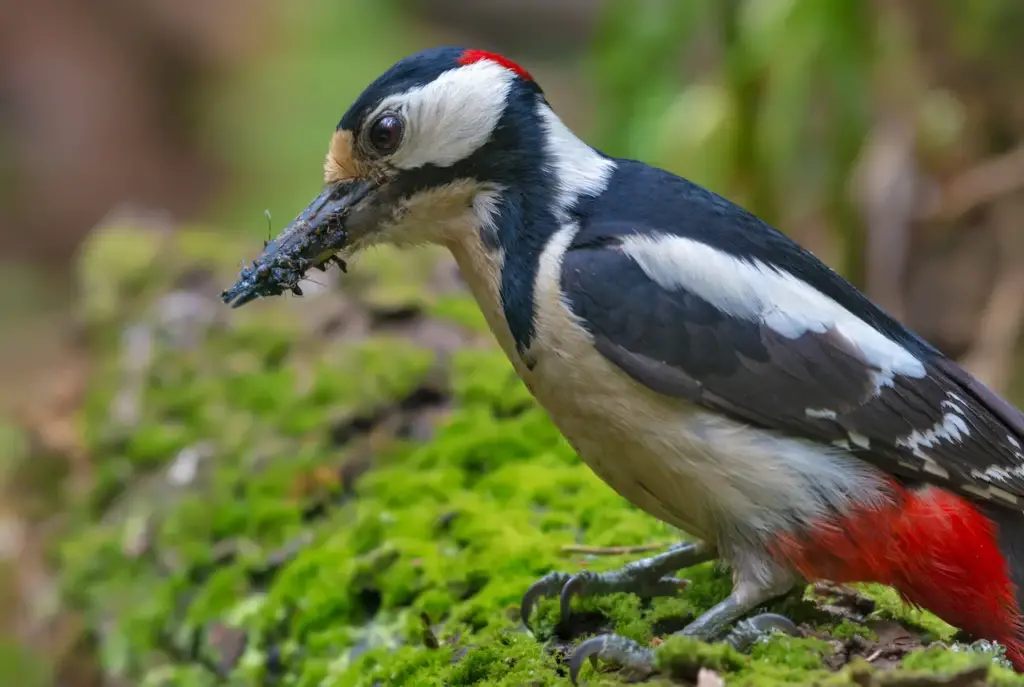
[457, 49, 534, 81]
[774, 482, 1024, 669]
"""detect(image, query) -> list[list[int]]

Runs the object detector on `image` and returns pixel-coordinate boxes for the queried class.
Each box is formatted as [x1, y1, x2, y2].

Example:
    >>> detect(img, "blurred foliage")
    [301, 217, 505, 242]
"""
[590, 0, 877, 280]
[586, 0, 1019, 287]
[201, 0, 419, 234]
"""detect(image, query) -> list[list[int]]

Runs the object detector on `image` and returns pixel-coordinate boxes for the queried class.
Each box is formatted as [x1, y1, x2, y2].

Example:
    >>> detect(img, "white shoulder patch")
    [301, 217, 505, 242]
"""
[372, 60, 516, 170]
[536, 105, 616, 220]
[619, 233, 927, 390]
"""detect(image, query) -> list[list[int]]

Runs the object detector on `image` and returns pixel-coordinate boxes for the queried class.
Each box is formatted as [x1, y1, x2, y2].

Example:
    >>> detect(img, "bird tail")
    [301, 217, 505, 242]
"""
[980, 504, 1024, 669]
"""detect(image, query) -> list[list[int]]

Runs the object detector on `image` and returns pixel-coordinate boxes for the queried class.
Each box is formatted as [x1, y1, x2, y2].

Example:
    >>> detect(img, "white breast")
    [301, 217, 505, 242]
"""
[447, 224, 890, 553]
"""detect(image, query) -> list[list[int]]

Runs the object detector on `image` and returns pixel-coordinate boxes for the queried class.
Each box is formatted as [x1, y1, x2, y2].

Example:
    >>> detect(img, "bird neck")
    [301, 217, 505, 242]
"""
[441, 104, 616, 360]
[492, 105, 617, 357]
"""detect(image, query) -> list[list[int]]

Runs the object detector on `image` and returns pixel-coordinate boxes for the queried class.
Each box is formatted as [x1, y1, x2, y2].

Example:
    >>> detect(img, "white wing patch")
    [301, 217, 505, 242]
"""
[963, 482, 1020, 505]
[370, 60, 516, 170]
[978, 464, 1024, 484]
[848, 432, 871, 449]
[619, 233, 927, 392]
[895, 395, 971, 456]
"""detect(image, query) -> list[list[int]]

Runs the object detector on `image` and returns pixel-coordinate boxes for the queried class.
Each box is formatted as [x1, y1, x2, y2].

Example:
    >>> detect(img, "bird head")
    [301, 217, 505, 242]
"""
[222, 46, 564, 307]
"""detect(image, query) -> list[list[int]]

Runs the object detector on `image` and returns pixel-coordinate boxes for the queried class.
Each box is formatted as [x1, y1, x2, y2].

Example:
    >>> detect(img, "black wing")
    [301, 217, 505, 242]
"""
[560, 219, 1024, 510]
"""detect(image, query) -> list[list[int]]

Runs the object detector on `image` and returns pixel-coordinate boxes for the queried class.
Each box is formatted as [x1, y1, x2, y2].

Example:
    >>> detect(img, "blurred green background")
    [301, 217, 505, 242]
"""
[4, 0, 1024, 683]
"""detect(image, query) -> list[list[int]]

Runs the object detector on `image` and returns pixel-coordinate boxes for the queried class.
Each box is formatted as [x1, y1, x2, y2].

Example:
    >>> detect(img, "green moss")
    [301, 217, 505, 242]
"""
[830, 619, 875, 641]
[310, 337, 436, 408]
[429, 294, 491, 333]
[900, 646, 993, 673]
[348, 245, 448, 313]
[856, 584, 957, 641]
[655, 635, 747, 680]
[53, 220, 1024, 687]
[75, 222, 169, 327]
[449, 348, 535, 413]
[744, 634, 833, 673]
[898, 641, 1022, 680]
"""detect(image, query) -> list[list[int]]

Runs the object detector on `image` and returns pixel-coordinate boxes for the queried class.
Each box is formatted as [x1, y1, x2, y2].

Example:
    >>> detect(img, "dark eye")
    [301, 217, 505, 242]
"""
[368, 114, 404, 154]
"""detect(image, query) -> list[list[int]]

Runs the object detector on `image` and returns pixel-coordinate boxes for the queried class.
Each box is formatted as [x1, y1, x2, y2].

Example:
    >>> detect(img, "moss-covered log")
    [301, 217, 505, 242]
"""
[37, 220, 1024, 685]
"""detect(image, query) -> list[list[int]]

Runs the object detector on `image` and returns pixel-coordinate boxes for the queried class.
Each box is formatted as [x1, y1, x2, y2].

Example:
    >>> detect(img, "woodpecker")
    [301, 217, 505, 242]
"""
[223, 47, 1024, 681]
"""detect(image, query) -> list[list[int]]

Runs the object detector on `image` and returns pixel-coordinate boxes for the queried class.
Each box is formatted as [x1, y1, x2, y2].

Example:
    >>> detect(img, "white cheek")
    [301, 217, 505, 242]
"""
[371, 61, 516, 170]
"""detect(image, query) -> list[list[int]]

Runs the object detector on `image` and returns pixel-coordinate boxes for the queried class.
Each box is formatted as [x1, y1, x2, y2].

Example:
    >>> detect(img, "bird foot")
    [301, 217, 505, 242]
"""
[566, 613, 800, 685]
[521, 569, 687, 632]
[520, 542, 713, 632]
[569, 634, 654, 684]
[725, 612, 800, 651]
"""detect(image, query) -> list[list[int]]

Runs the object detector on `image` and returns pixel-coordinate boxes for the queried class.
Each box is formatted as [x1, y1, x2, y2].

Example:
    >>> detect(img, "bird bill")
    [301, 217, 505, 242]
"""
[221, 179, 377, 308]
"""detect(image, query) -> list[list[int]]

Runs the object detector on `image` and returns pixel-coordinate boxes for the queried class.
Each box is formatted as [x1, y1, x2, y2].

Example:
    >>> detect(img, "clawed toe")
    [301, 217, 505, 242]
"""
[724, 612, 800, 651]
[520, 542, 721, 682]
[521, 571, 574, 631]
[521, 569, 686, 631]
[520, 547, 702, 632]
[565, 612, 799, 684]
[559, 573, 588, 621]
[568, 634, 655, 685]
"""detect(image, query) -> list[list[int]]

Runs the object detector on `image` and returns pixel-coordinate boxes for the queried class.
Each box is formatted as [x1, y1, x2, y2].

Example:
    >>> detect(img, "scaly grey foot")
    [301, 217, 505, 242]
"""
[520, 541, 715, 631]
[567, 581, 799, 684]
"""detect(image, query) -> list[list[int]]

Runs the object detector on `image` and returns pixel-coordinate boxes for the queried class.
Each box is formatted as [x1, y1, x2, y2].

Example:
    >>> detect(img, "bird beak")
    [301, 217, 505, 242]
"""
[221, 177, 386, 308]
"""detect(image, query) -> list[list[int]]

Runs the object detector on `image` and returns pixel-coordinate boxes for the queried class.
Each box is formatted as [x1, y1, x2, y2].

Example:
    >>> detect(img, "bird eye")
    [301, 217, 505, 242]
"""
[367, 113, 404, 154]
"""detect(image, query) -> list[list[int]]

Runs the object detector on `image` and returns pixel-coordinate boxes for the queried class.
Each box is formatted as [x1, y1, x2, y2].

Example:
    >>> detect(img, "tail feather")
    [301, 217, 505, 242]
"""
[981, 504, 1024, 669]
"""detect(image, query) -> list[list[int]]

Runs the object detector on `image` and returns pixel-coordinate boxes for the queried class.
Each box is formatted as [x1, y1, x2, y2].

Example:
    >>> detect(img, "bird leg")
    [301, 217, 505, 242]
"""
[565, 569, 800, 685]
[520, 541, 716, 633]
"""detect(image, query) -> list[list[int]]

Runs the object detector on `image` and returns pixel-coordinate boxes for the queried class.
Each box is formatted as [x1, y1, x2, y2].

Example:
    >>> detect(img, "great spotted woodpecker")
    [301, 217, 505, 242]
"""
[223, 47, 1024, 682]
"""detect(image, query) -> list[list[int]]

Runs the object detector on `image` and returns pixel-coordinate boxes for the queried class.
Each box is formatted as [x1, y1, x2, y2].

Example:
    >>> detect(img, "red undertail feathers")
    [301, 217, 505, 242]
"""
[775, 482, 1024, 669]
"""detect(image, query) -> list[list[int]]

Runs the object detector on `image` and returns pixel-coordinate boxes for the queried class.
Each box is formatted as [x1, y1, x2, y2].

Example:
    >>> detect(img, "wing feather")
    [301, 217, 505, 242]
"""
[560, 226, 1024, 509]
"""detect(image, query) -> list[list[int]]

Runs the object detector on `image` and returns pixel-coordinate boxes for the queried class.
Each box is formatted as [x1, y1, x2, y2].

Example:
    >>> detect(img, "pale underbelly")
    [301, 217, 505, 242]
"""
[533, 389, 716, 540]
[520, 349, 726, 542]
[520, 346, 890, 553]
[446, 240, 886, 554]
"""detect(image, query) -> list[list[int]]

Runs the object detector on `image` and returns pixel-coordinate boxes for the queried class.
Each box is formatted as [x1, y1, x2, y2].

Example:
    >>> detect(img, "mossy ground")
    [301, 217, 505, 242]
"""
[34, 221, 1024, 685]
